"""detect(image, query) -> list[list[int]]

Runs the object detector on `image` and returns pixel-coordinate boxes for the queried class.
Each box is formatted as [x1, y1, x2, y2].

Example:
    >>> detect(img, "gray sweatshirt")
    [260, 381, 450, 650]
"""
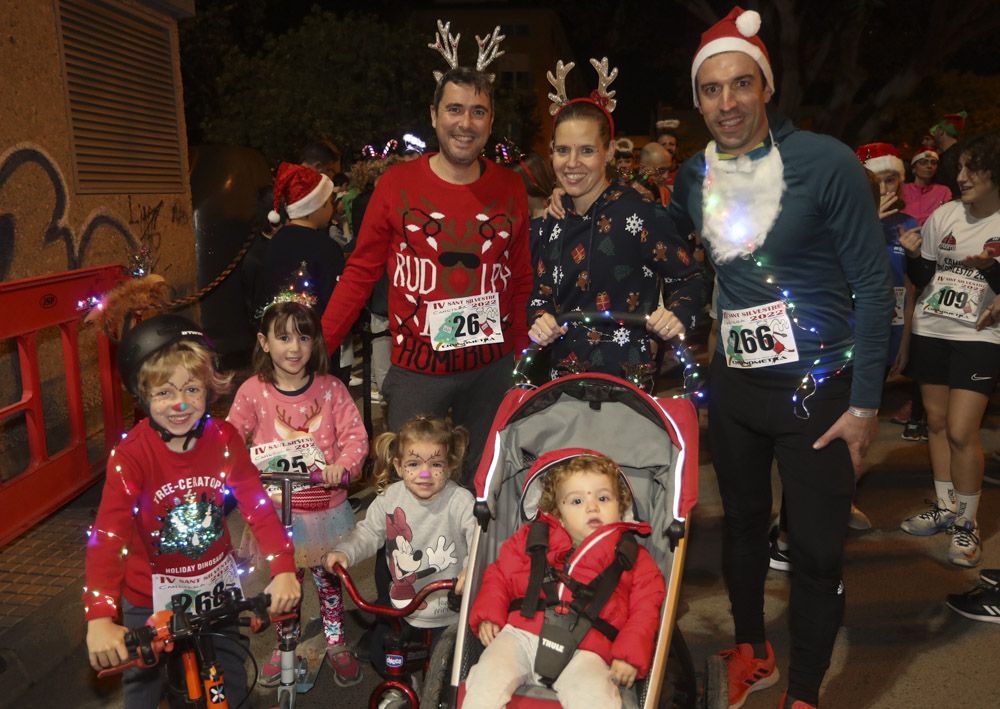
[335, 480, 475, 628]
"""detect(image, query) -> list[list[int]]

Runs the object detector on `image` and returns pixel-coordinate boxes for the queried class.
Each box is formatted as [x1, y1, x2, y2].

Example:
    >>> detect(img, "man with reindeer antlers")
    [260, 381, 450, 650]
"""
[321, 20, 531, 485]
[667, 8, 893, 709]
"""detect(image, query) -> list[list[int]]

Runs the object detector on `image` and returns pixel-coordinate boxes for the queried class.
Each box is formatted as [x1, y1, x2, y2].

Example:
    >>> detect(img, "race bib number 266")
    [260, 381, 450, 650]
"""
[722, 300, 799, 369]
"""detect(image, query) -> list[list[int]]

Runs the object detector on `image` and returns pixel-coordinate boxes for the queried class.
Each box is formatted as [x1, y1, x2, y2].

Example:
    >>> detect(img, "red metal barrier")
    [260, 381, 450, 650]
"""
[0, 265, 126, 547]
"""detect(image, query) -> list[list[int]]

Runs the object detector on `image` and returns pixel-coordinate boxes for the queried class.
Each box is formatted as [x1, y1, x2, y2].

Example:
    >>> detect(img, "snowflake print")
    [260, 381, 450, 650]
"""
[530, 298, 548, 307]
[625, 213, 643, 235]
[549, 224, 562, 242]
[642, 266, 654, 278]
[612, 327, 631, 347]
[324, 389, 333, 402]
[552, 265, 564, 285]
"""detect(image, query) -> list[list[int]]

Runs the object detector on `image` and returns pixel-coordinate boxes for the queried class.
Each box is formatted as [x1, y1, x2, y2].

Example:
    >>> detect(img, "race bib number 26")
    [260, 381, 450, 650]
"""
[426, 292, 504, 351]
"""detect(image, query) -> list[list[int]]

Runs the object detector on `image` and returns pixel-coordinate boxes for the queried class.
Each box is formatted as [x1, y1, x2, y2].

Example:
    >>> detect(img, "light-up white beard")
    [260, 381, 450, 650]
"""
[700, 140, 786, 263]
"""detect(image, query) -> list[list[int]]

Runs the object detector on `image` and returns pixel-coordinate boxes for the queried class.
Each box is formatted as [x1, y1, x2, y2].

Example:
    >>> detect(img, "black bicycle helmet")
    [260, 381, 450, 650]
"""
[117, 314, 209, 402]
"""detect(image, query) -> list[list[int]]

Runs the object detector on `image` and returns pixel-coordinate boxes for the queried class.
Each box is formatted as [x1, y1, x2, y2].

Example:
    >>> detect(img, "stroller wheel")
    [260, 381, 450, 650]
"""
[703, 654, 729, 709]
[421, 624, 458, 709]
[656, 627, 698, 709]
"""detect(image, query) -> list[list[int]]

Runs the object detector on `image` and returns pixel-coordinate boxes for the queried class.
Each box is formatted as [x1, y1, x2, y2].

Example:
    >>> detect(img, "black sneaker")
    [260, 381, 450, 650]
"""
[901, 421, 927, 441]
[769, 525, 791, 572]
[946, 585, 1000, 624]
[980, 569, 1000, 588]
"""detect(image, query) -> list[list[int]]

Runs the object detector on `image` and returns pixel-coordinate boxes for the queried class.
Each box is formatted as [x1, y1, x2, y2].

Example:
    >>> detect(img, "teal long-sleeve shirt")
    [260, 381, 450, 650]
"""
[668, 114, 893, 409]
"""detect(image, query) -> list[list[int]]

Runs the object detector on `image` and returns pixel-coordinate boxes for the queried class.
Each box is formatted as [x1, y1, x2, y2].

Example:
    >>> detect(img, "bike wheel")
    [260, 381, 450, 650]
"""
[420, 624, 458, 709]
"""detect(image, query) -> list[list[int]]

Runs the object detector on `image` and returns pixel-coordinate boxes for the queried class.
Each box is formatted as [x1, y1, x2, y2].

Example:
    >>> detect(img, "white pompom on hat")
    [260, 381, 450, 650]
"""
[856, 142, 904, 178]
[910, 147, 939, 165]
[268, 162, 335, 225]
[690, 6, 774, 108]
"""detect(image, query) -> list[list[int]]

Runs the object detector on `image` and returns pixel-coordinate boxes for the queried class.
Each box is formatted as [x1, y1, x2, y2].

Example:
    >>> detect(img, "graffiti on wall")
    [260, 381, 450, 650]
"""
[0, 142, 138, 280]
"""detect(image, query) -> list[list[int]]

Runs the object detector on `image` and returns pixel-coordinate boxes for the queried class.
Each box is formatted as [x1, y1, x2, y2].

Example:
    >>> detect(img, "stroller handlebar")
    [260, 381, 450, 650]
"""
[329, 562, 456, 618]
[515, 310, 663, 383]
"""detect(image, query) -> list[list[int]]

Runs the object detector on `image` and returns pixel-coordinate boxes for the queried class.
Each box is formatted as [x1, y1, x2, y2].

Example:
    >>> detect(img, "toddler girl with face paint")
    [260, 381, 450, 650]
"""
[322, 415, 476, 683]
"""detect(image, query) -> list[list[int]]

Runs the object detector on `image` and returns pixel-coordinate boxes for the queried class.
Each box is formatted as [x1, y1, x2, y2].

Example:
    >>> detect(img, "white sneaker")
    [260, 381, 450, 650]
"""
[348, 375, 363, 387]
[900, 502, 956, 536]
[848, 503, 872, 531]
[949, 521, 982, 567]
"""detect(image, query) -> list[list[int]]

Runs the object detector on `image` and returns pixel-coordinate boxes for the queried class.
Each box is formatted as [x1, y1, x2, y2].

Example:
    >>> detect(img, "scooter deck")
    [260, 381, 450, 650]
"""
[294, 633, 326, 692]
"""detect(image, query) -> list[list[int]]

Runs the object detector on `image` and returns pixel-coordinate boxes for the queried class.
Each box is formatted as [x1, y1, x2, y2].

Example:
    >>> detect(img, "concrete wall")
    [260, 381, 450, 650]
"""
[0, 0, 195, 481]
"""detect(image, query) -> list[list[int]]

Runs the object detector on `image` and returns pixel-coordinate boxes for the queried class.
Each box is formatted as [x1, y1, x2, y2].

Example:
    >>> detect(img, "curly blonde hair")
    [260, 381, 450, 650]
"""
[138, 340, 233, 404]
[371, 415, 469, 494]
[537, 454, 631, 519]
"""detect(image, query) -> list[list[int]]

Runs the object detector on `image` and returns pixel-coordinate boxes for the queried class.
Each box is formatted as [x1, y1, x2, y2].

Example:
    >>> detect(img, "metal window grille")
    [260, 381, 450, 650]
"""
[56, 0, 184, 194]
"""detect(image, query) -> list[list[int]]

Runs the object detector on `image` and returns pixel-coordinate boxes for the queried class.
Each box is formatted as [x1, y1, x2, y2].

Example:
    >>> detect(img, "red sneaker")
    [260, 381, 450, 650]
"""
[719, 641, 779, 708]
[778, 689, 817, 708]
[326, 647, 362, 687]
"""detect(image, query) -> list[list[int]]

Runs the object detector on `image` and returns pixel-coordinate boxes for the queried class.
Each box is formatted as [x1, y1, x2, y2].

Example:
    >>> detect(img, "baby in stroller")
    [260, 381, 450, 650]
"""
[464, 449, 666, 709]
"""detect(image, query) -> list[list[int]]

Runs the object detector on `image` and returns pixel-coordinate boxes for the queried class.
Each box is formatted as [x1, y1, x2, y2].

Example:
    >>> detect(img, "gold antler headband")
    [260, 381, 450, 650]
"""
[546, 57, 620, 137]
[429, 19, 506, 83]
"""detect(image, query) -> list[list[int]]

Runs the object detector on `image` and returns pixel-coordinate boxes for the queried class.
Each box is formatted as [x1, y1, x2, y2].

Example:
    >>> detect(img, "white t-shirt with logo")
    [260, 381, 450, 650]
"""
[912, 201, 1000, 344]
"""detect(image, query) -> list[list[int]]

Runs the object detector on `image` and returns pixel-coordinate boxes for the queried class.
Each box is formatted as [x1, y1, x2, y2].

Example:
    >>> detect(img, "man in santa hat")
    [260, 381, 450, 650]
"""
[667, 7, 894, 709]
[320, 25, 531, 487]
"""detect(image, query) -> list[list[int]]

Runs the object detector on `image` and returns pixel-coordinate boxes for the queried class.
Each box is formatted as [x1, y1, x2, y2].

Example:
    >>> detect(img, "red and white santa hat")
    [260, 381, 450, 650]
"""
[910, 146, 939, 165]
[691, 7, 773, 107]
[856, 142, 904, 177]
[268, 162, 334, 225]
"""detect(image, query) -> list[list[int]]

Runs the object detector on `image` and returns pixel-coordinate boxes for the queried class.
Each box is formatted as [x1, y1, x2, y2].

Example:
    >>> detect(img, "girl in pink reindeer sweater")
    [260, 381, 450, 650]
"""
[227, 299, 368, 687]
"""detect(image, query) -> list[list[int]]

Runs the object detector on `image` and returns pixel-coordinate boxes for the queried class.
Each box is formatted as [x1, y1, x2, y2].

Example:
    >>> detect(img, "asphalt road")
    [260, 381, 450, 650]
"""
[10, 382, 1000, 708]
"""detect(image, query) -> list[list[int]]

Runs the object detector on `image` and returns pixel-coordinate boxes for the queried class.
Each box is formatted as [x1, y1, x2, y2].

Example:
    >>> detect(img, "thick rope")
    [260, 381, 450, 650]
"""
[164, 229, 259, 310]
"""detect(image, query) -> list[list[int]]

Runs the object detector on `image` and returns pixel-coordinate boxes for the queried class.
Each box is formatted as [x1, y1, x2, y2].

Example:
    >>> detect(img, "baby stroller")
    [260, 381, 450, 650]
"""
[420, 369, 700, 709]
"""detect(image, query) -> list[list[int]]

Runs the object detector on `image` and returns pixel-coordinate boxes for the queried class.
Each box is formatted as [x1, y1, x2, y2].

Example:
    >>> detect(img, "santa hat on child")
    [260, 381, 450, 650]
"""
[268, 162, 334, 225]
[910, 146, 939, 165]
[931, 111, 968, 139]
[856, 143, 904, 177]
[691, 7, 773, 107]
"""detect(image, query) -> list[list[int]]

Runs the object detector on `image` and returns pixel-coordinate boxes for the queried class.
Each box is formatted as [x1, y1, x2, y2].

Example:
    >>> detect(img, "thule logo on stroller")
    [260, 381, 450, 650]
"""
[540, 638, 566, 653]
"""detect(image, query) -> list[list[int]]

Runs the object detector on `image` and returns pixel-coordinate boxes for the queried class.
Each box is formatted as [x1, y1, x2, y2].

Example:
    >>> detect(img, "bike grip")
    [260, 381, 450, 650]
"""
[447, 585, 462, 612]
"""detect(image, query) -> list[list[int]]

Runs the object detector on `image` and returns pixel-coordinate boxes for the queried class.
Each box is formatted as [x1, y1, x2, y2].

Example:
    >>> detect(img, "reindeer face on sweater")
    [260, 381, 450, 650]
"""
[272, 400, 327, 472]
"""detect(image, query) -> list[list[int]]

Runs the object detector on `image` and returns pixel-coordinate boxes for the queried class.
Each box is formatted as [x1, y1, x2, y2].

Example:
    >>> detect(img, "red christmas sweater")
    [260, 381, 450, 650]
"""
[321, 155, 532, 374]
[83, 418, 295, 620]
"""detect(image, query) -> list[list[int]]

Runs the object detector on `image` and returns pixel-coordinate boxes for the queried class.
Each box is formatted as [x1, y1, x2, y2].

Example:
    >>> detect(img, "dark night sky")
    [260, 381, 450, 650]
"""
[184, 0, 1000, 143]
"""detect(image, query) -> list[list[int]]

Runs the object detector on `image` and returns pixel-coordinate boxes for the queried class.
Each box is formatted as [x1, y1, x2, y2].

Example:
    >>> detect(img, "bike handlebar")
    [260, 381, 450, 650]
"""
[329, 563, 457, 619]
[96, 591, 277, 678]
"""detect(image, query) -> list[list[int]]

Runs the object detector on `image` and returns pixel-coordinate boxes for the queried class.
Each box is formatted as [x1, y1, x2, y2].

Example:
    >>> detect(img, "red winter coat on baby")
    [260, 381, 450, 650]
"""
[468, 512, 666, 677]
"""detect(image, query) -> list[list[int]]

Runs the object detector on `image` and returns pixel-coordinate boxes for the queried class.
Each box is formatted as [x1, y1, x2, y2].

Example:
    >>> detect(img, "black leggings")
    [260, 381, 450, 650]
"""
[708, 359, 855, 705]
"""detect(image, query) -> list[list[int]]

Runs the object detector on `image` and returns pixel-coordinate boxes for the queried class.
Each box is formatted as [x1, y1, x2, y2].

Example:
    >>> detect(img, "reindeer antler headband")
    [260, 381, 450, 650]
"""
[547, 57, 619, 139]
[428, 19, 506, 83]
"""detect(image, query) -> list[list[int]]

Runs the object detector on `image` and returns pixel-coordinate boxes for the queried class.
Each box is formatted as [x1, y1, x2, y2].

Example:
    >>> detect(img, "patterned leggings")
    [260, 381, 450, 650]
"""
[274, 566, 345, 647]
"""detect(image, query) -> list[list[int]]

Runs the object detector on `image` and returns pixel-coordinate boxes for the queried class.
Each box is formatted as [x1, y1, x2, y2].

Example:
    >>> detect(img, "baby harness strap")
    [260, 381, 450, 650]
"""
[509, 519, 639, 686]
